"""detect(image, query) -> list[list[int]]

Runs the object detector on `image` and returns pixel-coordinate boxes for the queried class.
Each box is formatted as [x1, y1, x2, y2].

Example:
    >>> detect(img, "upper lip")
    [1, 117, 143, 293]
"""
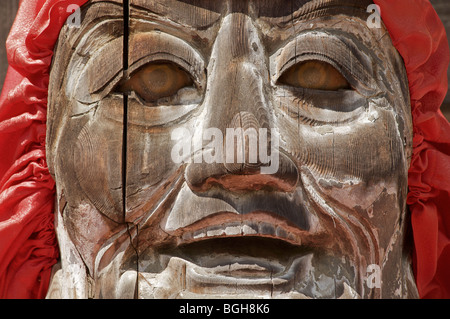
[168, 210, 308, 247]
[161, 182, 310, 235]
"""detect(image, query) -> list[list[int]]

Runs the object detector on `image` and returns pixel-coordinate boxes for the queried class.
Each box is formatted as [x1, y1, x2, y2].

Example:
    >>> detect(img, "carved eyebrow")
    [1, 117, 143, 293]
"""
[257, 0, 373, 28]
[127, 32, 205, 85]
[130, 0, 224, 29]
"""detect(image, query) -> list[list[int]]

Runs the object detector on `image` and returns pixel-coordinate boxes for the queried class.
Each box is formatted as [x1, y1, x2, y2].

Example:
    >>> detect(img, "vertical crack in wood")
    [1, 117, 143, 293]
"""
[122, 0, 139, 299]
[122, 0, 129, 217]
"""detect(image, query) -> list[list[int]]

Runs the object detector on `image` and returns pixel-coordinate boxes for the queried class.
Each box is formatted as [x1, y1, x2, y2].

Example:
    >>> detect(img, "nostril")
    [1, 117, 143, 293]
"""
[185, 161, 228, 192]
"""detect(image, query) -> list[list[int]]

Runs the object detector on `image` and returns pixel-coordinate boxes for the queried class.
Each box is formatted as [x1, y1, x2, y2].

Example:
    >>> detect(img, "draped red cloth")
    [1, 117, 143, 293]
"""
[0, 0, 89, 298]
[374, 0, 450, 299]
[0, 0, 449, 298]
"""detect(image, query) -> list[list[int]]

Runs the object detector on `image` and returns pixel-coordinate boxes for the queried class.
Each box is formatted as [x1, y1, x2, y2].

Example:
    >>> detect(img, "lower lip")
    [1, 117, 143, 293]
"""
[157, 237, 310, 290]
[136, 253, 313, 298]
[172, 236, 308, 268]
[184, 252, 311, 283]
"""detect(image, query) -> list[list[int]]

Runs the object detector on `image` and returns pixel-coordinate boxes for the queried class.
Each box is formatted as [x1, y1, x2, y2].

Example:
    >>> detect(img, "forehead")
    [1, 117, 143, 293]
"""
[82, 0, 379, 59]
[130, 0, 374, 27]
[86, 0, 374, 26]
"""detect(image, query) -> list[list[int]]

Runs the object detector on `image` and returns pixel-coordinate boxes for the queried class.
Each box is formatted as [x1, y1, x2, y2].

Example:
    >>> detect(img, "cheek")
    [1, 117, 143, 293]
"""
[124, 125, 183, 219]
[276, 105, 409, 254]
[278, 106, 408, 207]
[72, 100, 125, 222]
[64, 98, 186, 222]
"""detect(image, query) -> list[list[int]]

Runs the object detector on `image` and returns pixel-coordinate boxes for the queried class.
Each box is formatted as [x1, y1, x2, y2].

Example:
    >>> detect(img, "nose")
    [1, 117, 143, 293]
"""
[185, 13, 298, 193]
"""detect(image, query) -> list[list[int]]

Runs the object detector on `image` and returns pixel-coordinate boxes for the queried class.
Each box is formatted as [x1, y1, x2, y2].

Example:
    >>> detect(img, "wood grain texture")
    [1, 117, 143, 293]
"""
[46, 0, 421, 299]
[1, 0, 449, 121]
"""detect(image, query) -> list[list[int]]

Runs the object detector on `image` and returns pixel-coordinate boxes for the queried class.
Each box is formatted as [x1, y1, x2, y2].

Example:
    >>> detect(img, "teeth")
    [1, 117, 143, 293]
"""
[275, 226, 288, 238]
[224, 225, 241, 236]
[193, 232, 206, 239]
[206, 228, 224, 237]
[242, 224, 257, 235]
[181, 221, 300, 245]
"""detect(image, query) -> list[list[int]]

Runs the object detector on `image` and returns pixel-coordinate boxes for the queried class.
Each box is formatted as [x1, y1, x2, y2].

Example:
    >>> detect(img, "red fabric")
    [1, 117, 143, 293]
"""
[374, 0, 450, 298]
[0, 0, 88, 298]
[0, 0, 449, 299]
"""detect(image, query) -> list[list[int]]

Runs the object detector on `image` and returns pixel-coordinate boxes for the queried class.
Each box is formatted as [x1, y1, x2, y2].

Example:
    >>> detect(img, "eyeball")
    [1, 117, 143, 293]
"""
[118, 61, 194, 103]
[278, 60, 350, 91]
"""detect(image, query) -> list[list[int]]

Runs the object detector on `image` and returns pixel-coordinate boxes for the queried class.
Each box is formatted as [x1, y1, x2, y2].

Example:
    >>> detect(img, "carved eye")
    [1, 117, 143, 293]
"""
[278, 60, 350, 91]
[118, 61, 194, 102]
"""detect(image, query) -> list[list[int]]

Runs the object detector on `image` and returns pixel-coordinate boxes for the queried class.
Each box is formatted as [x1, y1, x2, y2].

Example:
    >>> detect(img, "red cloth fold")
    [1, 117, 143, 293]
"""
[0, 0, 449, 299]
[374, 0, 450, 299]
[0, 0, 88, 299]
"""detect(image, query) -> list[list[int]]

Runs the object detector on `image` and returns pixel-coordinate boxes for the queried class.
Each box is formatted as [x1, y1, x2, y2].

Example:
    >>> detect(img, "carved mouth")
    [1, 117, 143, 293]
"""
[134, 207, 356, 298]
[173, 236, 309, 275]
[151, 211, 314, 285]
[132, 183, 345, 297]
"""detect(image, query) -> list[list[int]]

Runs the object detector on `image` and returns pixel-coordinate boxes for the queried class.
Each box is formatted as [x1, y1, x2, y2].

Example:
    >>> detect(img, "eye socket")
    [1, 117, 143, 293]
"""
[278, 60, 350, 91]
[118, 61, 194, 103]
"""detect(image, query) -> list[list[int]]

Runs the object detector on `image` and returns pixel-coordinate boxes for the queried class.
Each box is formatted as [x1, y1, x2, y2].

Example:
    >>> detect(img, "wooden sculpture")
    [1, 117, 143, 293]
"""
[45, 0, 418, 298]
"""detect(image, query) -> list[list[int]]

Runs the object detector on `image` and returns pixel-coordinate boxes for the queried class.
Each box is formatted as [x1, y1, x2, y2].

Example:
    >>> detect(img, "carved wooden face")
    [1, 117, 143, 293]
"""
[47, 0, 416, 298]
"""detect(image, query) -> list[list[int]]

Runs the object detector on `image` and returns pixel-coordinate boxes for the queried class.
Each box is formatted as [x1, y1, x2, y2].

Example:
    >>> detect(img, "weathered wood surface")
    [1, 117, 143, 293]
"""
[43, 0, 424, 299]
[1, 0, 450, 114]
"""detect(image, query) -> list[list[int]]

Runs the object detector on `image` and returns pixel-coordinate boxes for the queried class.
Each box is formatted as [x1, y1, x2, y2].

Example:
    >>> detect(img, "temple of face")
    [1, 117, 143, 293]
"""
[45, 0, 418, 298]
